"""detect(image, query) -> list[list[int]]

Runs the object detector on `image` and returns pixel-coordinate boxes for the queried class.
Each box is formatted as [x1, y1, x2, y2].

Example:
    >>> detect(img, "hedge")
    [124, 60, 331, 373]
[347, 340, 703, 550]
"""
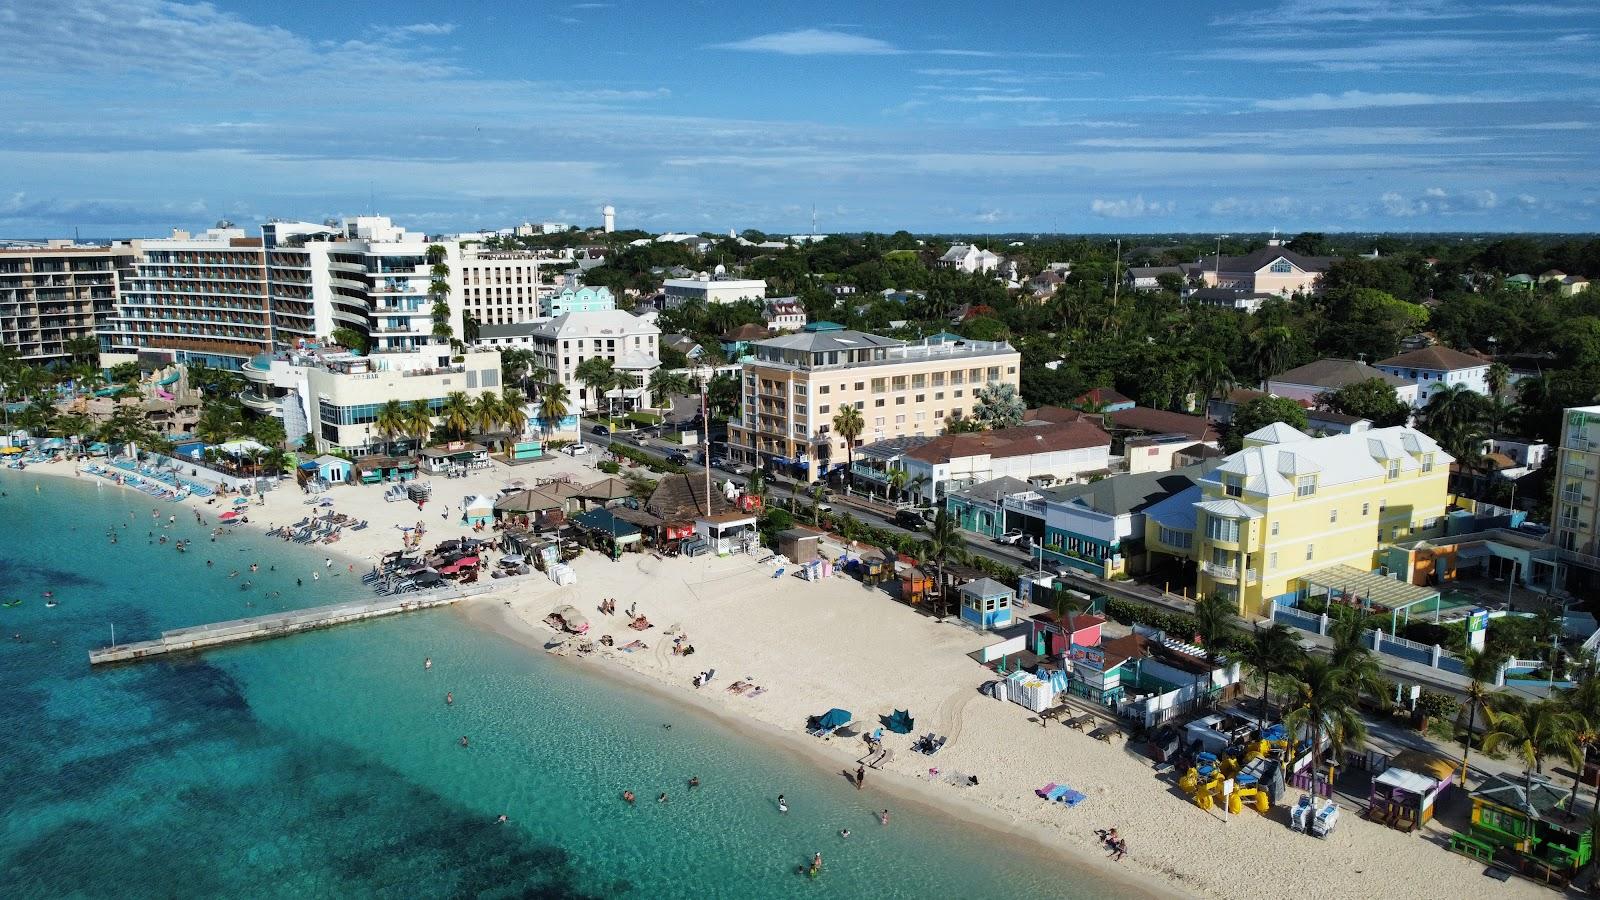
[1102, 597, 1250, 656]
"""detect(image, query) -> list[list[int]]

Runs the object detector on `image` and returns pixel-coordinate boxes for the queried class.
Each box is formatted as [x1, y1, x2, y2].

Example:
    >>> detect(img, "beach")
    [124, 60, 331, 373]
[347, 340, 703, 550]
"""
[11, 454, 1549, 899]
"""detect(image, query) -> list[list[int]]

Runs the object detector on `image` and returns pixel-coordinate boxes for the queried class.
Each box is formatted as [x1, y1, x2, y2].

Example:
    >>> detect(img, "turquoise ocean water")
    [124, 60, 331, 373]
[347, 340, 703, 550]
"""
[0, 473, 1134, 899]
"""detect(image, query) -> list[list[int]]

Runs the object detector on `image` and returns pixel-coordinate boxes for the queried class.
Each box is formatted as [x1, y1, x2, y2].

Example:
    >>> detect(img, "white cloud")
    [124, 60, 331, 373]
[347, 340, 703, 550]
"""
[1378, 187, 1501, 217]
[1254, 90, 1493, 110]
[394, 22, 456, 37]
[1090, 195, 1175, 218]
[974, 209, 1004, 223]
[708, 29, 902, 56]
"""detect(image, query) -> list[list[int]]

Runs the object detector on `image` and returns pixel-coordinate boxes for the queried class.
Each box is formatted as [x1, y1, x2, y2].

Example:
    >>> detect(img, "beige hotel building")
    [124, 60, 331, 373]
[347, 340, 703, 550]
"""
[728, 324, 1021, 482]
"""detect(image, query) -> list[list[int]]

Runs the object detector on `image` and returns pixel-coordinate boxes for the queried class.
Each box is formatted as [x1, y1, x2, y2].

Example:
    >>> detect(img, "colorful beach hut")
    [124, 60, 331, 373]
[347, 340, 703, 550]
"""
[958, 578, 1015, 631]
[1453, 772, 1594, 881]
[310, 454, 352, 484]
[1368, 750, 1455, 831]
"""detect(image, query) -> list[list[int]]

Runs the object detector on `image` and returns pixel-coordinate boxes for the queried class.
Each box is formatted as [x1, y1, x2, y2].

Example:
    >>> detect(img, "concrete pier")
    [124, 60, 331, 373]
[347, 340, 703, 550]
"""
[89, 584, 493, 665]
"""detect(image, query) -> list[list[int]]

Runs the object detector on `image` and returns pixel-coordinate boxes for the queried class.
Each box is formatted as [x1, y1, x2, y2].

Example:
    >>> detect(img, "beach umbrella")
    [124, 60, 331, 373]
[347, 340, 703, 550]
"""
[232, 497, 249, 506]
[498, 554, 525, 566]
[219, 511, 239, 521]
[817, 708, 852, 730]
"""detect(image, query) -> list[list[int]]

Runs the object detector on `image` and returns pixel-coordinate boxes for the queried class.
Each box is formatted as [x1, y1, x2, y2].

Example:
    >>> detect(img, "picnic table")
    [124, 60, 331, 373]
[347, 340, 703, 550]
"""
[1065, 714, 1094, 731]
[1088, 725, 1116, 743]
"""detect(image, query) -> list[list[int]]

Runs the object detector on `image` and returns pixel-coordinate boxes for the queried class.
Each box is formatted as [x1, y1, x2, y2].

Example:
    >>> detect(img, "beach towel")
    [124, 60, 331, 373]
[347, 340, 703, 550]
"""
[745, 687, 767, 699]
[1045, 785, 1071, 802]
[1057, 788, 1087, 807]
[1034, 782, 1060, 799]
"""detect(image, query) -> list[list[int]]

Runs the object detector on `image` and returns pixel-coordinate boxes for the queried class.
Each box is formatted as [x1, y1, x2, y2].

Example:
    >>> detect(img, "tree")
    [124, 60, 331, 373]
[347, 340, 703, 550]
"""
[649, 369, 690, 410]
[1420, 383, 1490, 459]
[1248, 326, 1296, 379]
[63, 336, 100, 366]
[462, 313, 481, 345]
[1487, 361, 1512, 399]
[574, 357, 616, 416]
[537, 383, 570, 439]
[441, 392, 475, 440]
[1226, 396, 1309, 451]
[832, 404, 865, 490]
[1193, 351, 1236, 403]
[405, 399, 436, 448]
[470, 392, 504, 447]
[330, 327, 369, 354]
[1483, 697, 1585, 795]
[1191, 594, 1238, 704]
[706, 373, 740, 418]
[1457, 647, 1509, 784]
[922, 508, 965, 620]
[1284, 655, 1368, 791]
[1328, 614, 1387, 709]
[500, 389, 529, 441]
[374, 400, 408, 454]
[886, 467, 909, 502]
[1241, 623, 1304, 732]
[500, 348, 536, 390]
[1322, 378, 1410, 428]
[972, 382, 1025, 429]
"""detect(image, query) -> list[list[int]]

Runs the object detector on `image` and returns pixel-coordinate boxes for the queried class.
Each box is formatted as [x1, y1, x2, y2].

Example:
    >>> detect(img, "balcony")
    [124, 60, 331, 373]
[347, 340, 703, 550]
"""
[239, 389, 282, 413]
[1200, 561, 1258, 584]
[1561, 489, 1588, 504]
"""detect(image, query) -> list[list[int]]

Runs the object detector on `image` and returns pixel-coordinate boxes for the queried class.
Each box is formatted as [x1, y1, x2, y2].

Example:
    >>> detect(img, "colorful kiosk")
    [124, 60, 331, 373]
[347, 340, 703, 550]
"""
[1452, 772, 1594, 885]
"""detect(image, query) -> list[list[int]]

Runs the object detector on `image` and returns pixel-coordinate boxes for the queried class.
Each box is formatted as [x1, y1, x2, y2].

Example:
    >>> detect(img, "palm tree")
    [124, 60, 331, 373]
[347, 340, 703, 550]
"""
[1193, 350, 1236, 403]
[574, 357, 616, 417]
[374, 400, 408, 455]
[1421, 382, 1486, 438]
[807, 483, 827, 524]
[1284, 655, 1368, 793]
[608, 369, 639, 420]
[648, 369, 689, 412]
[441, 391, 475, 440]
[1458, 647, 1509, 784]
[1241, 623, 1304, 732]
[886, 467, 909, 503]
[1192, 594, 1237, 708]
[63, 336, 99, 367]
[832, 404, 865, 491]
[1487, 361, 1512, 399]
[537, 384, 570, 439]
[500, 389, 529, 441]
[1328, 614, 1388, 709]
[1249, 326, 1295, 379]
[1483, 697, 1585, 797]
[923, 507, 964, 620]
[470, 392, 504, 448]
[405, 399, 436, 448]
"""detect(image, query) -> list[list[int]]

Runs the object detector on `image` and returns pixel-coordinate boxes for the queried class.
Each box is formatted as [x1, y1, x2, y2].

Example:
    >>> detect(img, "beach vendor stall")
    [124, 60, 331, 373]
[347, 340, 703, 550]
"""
[419, 442, 489, 475]
[573, 507, 642, 558]
[958, 578, 1015, 631]
[1368, 750, 1455, 831]
[696, 510, 757, 556]
[462, 495, 496, 526]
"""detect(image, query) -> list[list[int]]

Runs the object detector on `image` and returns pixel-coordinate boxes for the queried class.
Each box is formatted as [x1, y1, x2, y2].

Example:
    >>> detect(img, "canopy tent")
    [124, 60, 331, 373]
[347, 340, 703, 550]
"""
[411, 570, 443, 586]
[462, 494, 496, 526]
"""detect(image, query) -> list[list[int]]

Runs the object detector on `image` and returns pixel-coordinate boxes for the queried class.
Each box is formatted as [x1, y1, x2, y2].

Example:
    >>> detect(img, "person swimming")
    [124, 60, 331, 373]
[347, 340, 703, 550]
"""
[657, 793, 668, 804]
[622, 790, 636, 804]
[777, 795, 788, 813]
[495, 814, 508, 824]
[446, 692, 453, 705]
[459, 736, 469, 747]
[688, 776, 700, 789]
[424, 657, 432, 670]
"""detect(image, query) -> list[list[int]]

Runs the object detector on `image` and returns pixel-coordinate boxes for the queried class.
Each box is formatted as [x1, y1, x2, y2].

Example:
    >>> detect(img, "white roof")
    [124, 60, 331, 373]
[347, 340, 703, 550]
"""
[463, 494, 496, 509]
[1194, 498, 1266, 520]
[1375, 766, 1440, 794]
[1245, 422, 1311, 444]
[1207, 426, 1451, 498]
[530, 309, 660, 340]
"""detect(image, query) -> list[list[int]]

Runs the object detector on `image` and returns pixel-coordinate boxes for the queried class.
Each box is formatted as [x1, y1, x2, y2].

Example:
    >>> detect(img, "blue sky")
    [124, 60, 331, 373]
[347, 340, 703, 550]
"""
[1, 0, 1597, 236]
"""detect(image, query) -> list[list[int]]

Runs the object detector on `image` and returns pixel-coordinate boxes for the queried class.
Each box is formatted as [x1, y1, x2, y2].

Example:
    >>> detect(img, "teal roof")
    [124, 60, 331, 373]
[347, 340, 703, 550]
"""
[804, 321, 845, 332]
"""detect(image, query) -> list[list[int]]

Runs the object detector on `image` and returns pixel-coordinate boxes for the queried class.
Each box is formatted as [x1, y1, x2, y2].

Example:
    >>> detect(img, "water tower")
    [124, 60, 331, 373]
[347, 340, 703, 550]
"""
[602, 205, 615, 233]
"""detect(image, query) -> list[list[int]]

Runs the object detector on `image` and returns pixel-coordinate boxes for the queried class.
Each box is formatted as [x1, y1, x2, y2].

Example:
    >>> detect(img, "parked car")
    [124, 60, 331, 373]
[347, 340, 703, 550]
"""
[894, 509, 926, 531]
[591, 424, 610, 436]
[995, 530, 1025, 545]
[565, 443, 590, 456]
[709, 456, 728, 469]
[667, 451, 691, 466]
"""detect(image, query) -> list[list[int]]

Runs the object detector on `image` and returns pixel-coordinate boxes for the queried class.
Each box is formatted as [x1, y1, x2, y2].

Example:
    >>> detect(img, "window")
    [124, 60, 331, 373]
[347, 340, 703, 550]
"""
[1270, 520, 1279, 536]
[854, 401, 864, 410]
[892, 376, 906, 391]
[932, 372, 945, 387]
[854, 381, 864, 391]
[1296, 476, 1316, 497]
[1362, 502, 1370, 516]
[1158, 526, 1192, 549]
[895, 414, 906, 424]
[935, 391, 944, 400]
[875, 399, 885, 407]
[1224, 476, 1242, 498]
[1421, 453, 1434, 473]
[1305, 543, 1315, 561]
[1330, 509, 1338, 523]
[1387, 459, 1400, 480]
[915, 394, 925, 403]
[954, 389, 963, 398]
[1206, 515, 1240, 542]
[873, 416, 885, 426]
[951, 371, 964, 385]
[819, 405, 830, 414]
[1268, 552, 1278, 570]
[819, 385, 829, 394]
[935, 410, 945, 418]
[1269, 259, 1293, 273]
[871, 378, 886, 393]
[895, 396, 905, 405]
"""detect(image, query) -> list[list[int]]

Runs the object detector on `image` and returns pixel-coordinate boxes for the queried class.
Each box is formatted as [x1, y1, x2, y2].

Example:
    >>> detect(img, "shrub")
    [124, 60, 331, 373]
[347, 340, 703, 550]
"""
[597, 460, 620, 474]
[1416, 690, 1459, 721]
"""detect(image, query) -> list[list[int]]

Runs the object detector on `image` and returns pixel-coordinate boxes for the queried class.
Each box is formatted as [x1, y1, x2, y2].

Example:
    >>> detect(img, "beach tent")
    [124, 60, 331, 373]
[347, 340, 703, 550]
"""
[462, 494, 495, 526]
[886, 709, 915, 734]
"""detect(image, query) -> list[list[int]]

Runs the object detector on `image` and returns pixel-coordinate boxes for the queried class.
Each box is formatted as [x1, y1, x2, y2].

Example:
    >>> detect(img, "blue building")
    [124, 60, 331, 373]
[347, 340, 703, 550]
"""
[958, 577, 1015, 630]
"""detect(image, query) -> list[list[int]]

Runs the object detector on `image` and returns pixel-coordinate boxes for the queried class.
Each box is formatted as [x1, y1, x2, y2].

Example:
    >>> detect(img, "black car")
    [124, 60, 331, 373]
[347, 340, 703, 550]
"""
[667, 451, 691, 466]
[591, 424, 610, 436]
[894, 510, 926, 531]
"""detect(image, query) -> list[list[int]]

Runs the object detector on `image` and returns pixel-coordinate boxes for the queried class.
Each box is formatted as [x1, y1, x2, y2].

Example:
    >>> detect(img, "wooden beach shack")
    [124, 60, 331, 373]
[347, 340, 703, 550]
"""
[1452, 772, 1595, 883]
[1368, 750, 1455, 831]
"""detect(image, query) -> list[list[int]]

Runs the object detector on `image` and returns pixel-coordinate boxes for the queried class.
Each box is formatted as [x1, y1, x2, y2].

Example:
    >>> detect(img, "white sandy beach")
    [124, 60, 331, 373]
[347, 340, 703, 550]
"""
[18, 453, 1548, 899]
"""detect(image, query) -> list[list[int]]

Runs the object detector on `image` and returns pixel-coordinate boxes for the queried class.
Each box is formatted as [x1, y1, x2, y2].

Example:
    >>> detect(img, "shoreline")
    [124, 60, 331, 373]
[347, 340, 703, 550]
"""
[457, 595, 1180, 900]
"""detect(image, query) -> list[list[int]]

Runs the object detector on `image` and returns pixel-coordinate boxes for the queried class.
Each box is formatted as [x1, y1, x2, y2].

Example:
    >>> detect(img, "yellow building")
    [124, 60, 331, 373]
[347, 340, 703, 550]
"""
[1145, 422, 1452, 617]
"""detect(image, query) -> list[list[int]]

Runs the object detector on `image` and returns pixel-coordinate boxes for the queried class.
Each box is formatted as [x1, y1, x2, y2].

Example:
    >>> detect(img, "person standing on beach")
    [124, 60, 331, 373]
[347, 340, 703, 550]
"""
[855, 766, 865, 790]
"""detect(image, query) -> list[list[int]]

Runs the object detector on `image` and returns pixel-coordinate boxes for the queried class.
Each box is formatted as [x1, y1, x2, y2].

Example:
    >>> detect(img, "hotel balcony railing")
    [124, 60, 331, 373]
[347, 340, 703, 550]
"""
[1200, 561, 1258, 584]
[1561, 489, 1589, 504]
[1558, 547, 1600, 570]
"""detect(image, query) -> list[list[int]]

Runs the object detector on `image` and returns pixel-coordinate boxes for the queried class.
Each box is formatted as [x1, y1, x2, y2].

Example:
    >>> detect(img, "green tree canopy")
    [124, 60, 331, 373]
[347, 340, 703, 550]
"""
[1322, 378, 1410, 427]
[1227, 396, 1309, 451]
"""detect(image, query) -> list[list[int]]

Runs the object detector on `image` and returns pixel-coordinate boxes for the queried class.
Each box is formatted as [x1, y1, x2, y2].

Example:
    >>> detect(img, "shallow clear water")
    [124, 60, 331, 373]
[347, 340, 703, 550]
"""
[0, 473, 1131, 899]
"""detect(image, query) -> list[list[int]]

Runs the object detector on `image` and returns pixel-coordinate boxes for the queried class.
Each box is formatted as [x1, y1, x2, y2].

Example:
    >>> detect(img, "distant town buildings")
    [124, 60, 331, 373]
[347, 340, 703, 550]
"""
[663, 273, 767, 307]
[938, 243, 1003, 274]
[1375, 346, 1491, 408]
[528, 309, 661, 414]
[0, 243, 129, 363]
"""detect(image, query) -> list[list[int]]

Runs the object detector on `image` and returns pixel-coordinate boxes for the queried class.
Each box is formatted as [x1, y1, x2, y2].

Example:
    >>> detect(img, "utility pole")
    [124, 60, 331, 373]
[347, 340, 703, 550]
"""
[1111, 238, 1121, 307]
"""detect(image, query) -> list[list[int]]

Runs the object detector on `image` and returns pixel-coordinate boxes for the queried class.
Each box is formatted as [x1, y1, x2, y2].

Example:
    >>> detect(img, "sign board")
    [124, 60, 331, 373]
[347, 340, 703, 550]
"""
[1069, 643, 1105, 670]
[1466, 609, 1490, 633]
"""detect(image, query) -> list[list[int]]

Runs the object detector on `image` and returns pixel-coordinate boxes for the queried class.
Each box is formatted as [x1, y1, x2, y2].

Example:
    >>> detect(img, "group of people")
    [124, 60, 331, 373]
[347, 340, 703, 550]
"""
[1095, 827, 1128, 861]
[621, 775, 702, 806]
